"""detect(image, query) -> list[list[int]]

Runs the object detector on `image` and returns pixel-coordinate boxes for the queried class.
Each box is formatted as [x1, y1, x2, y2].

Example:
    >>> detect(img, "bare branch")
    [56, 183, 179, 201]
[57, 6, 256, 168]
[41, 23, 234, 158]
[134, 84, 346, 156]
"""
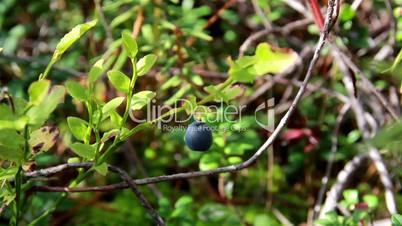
[313, 104, 350, 220]
[319, 154, 369, 218]
[107, 165, 166, 226]
[321, 47, 399, 216]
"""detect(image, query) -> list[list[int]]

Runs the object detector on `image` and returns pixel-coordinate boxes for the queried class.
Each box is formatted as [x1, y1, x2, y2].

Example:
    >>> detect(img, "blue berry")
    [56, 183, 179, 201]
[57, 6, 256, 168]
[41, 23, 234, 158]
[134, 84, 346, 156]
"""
[184, 121, 213, 151]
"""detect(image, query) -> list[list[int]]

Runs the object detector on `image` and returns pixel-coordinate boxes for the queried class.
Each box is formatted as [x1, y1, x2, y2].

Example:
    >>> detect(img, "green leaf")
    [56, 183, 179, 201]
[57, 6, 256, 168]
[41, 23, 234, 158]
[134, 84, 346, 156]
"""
[392, 214, 402, 226]
[28, 80, 50, 105]
[228, 156, 242, 164]
[110, 8, 135, 28]
[0, 104, 13, 120]
[0, 129, 24, 162]
[0, 117, 29, 131]
[67, 117, 88, 141]
[346, 130, 361, 144]
[175, 196, 193, 209]
[29, 126, 60, 154]
[224, 142, 253, 155]
[0, 146, 24, 162]
[253, 43, 298, 75]
[164, 84, 191, 105]
[228, 56, 258, 83]
[69, 142, 95, 159]
[189, 30, 213, 41]
[343, 189, 359, 206]
[94, 163, 108, 176]
[27, 85, 65, 125]
[0, 104, 29, 131]
[363, 194, 378, 209]
[122, 31, 138, 59]
[67, 157, 80, 164]
[253, 214, 277, 226]
[352, 210, 367, 222]
[0, 167, 18, 180]
[100, 129, 119, 143]
[382, 48, 402, 73]
[137, 54, 157, 76]
[161, 75, 181, 90]
[204, 85, 227, 102]
[52, 20, 97, 62]
[65, 80, 87, 101]
[171, 195, 193, 218]
[102, 97, 125, 114]
[197, 203, 229, 221]
[371, 121, 402, 150]
[88, 59, 104, 83]
[199, 153, 221, 171]
[340, 3, 356, 22]
[107, 70, 131, 93]
[223, 86, 242, 99]
[109, 111, 123, 127]
[130, 91, 156, 110]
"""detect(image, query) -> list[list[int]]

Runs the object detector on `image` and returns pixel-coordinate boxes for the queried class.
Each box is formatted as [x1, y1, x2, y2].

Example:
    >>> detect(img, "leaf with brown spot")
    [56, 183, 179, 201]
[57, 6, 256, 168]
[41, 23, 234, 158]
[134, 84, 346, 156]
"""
[29, 126, 60, 154]
[22, 161, 37, 172]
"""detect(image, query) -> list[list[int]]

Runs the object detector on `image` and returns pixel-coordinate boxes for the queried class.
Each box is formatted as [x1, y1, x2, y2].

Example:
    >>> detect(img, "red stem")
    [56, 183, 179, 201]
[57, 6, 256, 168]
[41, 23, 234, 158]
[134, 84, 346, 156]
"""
[309, 0, 325, 30]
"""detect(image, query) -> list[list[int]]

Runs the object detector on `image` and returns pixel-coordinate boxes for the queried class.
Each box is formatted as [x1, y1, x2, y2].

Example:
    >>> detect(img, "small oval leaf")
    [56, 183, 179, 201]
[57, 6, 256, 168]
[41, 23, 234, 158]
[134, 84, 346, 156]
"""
[131, 91, 156, 110]
[122, 31, 138, 59]
[137, 54, 157, 76]
[102, 97, 125, 114]
[67, 116, 88, 141]
[69, 142, 96, 159]
[107, 70, 131, 93]
[65, 80, 87, 101]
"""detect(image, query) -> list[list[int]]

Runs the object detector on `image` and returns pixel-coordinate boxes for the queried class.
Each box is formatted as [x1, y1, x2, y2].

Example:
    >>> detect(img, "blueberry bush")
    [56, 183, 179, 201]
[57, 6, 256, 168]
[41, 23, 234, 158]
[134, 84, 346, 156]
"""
[0, 0, 401, 225]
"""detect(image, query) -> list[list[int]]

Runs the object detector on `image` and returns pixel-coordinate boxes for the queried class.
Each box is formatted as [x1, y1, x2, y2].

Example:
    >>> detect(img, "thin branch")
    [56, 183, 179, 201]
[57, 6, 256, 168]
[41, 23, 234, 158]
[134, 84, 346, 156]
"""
[94, 0, 113, 45]
[186, 0, 237, 46]
[283, 0, 311, 18]
[328, 48, 398, 216]
[27, 0, 337, 196]
[25, 163, 165, 225]
[273, 208, 294, 226]
[313, 104, 350, 220]
[124, 142, 163, 198]
[239, 18, 312, 57]
[368, 147, 398, 214]
[319, 154, 369, 218]
[384, 0, 397, 51]
[251, 0, 273, 31]
[333, 45, 399, 120]
[107, 165, 166, 226]
[132, 7, 144, 38]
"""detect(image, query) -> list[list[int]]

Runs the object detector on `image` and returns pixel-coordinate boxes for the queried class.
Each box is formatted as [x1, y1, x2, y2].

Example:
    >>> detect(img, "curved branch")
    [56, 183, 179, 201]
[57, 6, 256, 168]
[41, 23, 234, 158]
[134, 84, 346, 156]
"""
[319, 153, 369, 218]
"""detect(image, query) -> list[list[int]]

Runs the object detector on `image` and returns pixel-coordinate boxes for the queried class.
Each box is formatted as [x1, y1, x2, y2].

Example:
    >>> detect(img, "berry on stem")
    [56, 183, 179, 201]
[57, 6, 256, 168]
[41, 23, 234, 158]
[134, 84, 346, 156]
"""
[184, 121, 213, 151]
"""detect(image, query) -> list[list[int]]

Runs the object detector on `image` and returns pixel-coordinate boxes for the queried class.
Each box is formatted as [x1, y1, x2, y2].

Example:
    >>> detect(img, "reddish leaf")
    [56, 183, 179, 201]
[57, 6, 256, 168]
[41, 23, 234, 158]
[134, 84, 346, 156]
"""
[355, 202, 369, 210]
[282, 129, 305, 141]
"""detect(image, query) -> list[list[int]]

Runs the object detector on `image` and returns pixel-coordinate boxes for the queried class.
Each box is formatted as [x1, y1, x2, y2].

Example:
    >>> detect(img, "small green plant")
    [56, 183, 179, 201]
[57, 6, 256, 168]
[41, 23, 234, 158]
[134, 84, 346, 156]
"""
[315, 189, 379, 226]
